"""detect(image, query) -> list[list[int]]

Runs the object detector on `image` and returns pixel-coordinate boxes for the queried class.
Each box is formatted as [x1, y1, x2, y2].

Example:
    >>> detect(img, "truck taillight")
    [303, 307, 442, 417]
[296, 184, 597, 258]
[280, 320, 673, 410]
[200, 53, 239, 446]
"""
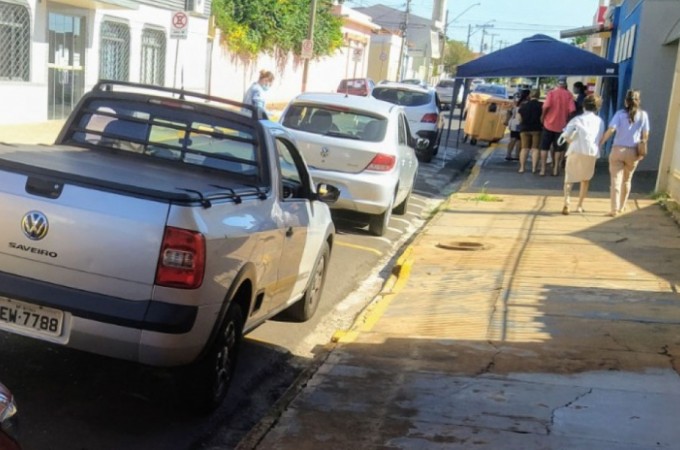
[155, 226, 205, 289]
[365, 153, 396, 172]
[421, 113, 439, 123]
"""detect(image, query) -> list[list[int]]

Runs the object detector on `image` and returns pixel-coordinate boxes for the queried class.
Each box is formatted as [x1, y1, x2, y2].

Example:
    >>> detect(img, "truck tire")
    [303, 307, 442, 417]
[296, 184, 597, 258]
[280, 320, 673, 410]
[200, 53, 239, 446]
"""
[286, 242, 329, 321]
[185, 303, 243, 413]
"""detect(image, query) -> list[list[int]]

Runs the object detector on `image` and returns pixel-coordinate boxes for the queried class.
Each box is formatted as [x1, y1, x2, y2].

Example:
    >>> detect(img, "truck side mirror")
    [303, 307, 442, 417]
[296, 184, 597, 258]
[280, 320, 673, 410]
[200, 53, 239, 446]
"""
[316, 183, 340, 203]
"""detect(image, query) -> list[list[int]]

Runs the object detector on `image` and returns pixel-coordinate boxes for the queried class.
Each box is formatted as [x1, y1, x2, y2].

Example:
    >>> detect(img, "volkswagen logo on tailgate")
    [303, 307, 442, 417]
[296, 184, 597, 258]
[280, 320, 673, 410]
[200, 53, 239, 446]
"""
[21, 211, 49, 240]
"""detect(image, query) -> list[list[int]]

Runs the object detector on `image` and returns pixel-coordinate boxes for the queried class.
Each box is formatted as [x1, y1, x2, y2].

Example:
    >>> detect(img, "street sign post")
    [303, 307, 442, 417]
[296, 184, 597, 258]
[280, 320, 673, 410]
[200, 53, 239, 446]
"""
[351, 47, 363, 62]
[171, 11, 189, 89]
[171, 11, 189, 39]
[301, 39, 313, 59]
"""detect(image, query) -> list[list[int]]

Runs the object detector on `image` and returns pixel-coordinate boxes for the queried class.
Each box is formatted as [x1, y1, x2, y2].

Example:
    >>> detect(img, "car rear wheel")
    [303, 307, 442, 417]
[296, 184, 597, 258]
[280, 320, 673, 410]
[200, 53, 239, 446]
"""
[285, 242, 329, 321]
[369, 202, 392, 236]
[393, 182, 414, 216]
[184, 303, 243, 413]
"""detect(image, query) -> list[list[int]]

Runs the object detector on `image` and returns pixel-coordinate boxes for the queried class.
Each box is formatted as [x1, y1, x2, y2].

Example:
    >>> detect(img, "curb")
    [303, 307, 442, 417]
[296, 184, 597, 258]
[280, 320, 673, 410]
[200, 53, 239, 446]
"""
[233, 141, 499, 449]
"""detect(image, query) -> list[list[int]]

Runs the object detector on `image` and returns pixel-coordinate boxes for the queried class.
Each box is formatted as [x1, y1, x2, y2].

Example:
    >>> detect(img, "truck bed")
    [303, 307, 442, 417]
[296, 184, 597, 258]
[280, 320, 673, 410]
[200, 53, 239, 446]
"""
[0, 143, 257, 204]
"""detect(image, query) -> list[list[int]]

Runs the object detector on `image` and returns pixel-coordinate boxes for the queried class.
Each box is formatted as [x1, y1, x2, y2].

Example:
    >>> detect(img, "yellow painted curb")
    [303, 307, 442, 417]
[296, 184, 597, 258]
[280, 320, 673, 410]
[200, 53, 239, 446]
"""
[332, 245, 414, 344]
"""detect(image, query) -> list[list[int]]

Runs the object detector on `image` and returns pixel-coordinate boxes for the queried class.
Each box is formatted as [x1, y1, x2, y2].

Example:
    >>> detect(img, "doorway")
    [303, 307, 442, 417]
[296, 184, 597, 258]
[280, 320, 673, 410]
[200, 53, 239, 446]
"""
[47, 11, 86, 119]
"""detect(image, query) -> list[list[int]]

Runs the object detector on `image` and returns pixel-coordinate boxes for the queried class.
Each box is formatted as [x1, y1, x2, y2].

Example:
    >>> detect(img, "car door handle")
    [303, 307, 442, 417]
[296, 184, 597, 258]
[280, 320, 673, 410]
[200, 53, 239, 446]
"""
[286, 226, 294, 237]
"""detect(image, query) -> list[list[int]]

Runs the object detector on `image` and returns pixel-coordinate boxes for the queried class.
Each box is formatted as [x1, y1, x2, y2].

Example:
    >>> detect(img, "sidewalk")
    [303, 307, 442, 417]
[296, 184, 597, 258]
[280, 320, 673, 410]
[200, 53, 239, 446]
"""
[240, 146, 680, 449]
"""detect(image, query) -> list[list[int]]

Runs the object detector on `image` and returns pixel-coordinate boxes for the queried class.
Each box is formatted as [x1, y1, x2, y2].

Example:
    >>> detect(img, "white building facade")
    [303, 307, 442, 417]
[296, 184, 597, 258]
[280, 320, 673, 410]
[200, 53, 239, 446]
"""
[0, 0, 211, 124]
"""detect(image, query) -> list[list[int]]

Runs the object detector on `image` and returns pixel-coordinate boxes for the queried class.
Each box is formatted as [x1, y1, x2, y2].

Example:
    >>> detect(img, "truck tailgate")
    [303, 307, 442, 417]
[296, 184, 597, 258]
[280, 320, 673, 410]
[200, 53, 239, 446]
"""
[0, 169, 169, 299]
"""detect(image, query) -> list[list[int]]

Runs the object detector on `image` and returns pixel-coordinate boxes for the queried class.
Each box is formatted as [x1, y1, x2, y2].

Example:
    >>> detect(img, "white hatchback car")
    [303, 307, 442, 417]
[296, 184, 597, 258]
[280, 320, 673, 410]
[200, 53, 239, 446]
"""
[371, 82, 442, 163]
[280, 93, 422, 236]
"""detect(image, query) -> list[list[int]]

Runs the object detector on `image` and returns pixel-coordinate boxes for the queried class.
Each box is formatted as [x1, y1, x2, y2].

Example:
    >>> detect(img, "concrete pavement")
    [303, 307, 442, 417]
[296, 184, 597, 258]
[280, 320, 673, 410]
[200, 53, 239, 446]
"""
[238, 145, 680, 449]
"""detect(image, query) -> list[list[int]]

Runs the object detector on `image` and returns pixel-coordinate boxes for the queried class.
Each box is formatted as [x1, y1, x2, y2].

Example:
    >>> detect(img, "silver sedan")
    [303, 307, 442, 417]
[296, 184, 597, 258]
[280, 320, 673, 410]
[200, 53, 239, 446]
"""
[280, 93, 422, 236]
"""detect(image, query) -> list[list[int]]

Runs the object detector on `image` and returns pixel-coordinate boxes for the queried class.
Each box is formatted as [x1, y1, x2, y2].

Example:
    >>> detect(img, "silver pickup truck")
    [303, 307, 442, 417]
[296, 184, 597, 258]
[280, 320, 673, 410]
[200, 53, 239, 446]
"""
[0, 81, 339, 411]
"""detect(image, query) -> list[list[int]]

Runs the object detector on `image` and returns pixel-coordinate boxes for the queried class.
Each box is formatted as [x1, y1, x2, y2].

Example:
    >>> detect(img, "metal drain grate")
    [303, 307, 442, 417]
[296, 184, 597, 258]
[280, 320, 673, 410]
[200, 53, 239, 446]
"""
[436, 241, 488, 251]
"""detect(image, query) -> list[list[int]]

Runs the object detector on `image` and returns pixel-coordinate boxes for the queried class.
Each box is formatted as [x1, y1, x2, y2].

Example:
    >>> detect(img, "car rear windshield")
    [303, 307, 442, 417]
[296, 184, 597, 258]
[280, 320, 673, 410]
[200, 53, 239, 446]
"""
[437, 80, 455, 88]
[372, 87, 431, 107]
[66, 98, 260, 179]
[282, 104, 387, 142]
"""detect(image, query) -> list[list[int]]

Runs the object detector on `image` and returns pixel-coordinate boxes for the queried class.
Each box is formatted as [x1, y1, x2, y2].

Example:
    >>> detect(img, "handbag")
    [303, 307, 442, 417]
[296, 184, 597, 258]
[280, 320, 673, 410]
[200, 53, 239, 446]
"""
[637, 140, 648, 158]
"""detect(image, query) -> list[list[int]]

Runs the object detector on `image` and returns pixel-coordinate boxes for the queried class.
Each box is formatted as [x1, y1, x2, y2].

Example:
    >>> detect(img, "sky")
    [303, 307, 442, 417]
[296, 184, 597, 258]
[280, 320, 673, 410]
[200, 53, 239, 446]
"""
[344, 0, 603, 53]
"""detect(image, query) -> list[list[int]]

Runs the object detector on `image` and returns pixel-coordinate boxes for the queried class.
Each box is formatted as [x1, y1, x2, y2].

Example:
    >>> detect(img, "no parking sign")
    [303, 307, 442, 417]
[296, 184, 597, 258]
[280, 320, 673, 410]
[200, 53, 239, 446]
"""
[171, 11, 188, 39]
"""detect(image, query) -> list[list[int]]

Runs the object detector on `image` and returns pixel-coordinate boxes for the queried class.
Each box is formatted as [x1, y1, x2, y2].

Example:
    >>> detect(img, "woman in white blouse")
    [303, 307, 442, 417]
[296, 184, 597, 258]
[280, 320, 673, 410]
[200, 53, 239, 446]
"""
[560, 94, 605, 215]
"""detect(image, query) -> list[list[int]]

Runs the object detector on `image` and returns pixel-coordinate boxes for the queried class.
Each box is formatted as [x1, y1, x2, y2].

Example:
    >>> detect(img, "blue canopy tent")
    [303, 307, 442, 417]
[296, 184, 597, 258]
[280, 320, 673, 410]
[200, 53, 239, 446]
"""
[445, 34, 619, 149]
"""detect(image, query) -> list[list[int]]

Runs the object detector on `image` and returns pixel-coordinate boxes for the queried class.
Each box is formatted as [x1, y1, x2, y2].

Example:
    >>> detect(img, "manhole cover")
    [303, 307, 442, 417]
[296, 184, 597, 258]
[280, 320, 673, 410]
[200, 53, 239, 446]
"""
[436, 241, 488, 251]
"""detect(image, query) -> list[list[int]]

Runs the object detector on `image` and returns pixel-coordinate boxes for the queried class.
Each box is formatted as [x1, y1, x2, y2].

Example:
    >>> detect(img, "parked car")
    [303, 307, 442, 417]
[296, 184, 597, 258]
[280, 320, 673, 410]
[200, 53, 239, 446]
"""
[463, 83, 510, 119]
[0, 382, 19, 450]
[471, 83, 508, 99]
[507, 82, 533, 99]
[280, 93, 424, 236]
[435, 78, 463, 109]
[371, 82, 442, 163]
[400, 78, 429, 89]
[337, 78, 375, 97]
[0, 81, 339, 412]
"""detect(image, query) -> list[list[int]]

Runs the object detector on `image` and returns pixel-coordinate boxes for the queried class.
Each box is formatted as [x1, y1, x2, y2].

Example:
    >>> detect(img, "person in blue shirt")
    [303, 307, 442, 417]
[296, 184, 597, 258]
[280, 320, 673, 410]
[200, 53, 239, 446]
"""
[599, 89, 650, 217]
[243, 70, 275, 115]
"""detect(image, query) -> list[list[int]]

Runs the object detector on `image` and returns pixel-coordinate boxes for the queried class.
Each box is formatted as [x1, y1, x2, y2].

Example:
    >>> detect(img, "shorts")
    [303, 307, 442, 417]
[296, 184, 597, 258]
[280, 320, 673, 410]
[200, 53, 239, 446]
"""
[510, 130, 520, 139]
[520, 131, 541, 150]
[540, 129, 567, 152]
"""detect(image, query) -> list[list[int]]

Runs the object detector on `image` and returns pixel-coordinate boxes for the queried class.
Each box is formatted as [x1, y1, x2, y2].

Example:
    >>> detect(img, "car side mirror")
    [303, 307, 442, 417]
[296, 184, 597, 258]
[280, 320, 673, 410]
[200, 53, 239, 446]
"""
[316, 183, 340, 203]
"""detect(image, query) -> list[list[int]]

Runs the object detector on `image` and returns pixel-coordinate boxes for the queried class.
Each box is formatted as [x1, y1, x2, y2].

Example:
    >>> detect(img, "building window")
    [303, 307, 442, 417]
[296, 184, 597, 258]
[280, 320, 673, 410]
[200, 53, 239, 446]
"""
[141, 28, 165, 85]
[0, 2, 30, 81]
[100, 20, 130, 81]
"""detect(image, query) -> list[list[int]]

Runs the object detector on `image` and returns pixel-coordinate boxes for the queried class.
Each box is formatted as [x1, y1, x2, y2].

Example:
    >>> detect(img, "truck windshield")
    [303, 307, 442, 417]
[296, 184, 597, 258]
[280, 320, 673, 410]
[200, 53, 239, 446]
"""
[67, 98, 260, 178]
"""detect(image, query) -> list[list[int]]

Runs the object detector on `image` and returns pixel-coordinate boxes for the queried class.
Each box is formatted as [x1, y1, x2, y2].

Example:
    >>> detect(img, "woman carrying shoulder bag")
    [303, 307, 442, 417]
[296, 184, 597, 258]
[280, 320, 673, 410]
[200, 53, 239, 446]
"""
[561, 94, 604, 215]
[599, 90, 650, 217]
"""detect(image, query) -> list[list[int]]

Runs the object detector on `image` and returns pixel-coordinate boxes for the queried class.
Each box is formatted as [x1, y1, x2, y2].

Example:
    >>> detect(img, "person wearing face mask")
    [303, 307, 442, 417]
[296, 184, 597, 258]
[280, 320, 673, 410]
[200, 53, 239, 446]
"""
[243, 70, 275, 115]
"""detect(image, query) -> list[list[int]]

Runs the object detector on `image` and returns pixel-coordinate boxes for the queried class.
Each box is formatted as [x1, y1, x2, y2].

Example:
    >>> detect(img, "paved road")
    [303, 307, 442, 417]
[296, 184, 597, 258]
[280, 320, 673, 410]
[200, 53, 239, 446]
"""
[0, 132, 482, 450]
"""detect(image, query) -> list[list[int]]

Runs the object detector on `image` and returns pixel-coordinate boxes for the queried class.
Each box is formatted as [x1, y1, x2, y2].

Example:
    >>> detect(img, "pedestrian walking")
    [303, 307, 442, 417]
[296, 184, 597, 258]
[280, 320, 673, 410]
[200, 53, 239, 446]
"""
[517, 89, 543, 173]
[505, 89, 530, 161]
[560, 94, 604, 215]
[572, 81, 588, 117]
[539, 77, 576, 176]
[599, 89, 650, 217]
[243, 69, 275, 115]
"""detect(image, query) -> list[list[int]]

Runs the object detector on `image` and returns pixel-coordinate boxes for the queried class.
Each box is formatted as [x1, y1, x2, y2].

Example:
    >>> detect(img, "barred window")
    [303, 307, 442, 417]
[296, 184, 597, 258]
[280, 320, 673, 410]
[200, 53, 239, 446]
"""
[140, 28, 165, 86]
[99, 20, 129, 81]
[0, 2, 30, 81]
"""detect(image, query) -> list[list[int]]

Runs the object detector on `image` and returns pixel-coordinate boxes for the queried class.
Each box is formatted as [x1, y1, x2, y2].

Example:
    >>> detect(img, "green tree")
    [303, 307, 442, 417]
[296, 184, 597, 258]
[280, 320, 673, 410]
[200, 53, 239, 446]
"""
[440, 40, 475, 76]
[571, 36, 587, 47]
[213, 0, 343, 58]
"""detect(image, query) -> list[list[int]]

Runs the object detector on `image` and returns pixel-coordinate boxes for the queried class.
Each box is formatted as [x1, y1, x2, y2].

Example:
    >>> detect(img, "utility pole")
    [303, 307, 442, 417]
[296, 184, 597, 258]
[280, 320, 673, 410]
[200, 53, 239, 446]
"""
[476, 23, 494, 53]
[466, 24, 472, 50]
[489, 33, 499, 52]
[396, 0, 410, 81]
[301, 0, 318, 92]
[439, 9, 449, 77]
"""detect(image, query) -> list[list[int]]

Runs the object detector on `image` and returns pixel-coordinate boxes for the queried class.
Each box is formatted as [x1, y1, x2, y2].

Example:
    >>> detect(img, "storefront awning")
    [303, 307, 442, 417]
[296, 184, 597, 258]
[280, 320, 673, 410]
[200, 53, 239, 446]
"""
[560, 24, 612, 39]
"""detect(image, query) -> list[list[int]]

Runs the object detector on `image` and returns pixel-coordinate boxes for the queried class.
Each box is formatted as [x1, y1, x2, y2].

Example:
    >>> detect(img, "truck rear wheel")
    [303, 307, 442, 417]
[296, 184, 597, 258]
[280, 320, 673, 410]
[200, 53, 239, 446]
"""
[185, 303, 243, 413]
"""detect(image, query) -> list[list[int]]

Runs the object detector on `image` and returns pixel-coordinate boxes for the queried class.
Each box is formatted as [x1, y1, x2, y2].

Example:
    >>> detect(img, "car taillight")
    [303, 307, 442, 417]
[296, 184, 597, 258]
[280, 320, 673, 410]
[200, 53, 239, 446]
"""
[421, 113, 439, 123]
[155, 226, 206, 289]
[365, 153, 396, 172]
